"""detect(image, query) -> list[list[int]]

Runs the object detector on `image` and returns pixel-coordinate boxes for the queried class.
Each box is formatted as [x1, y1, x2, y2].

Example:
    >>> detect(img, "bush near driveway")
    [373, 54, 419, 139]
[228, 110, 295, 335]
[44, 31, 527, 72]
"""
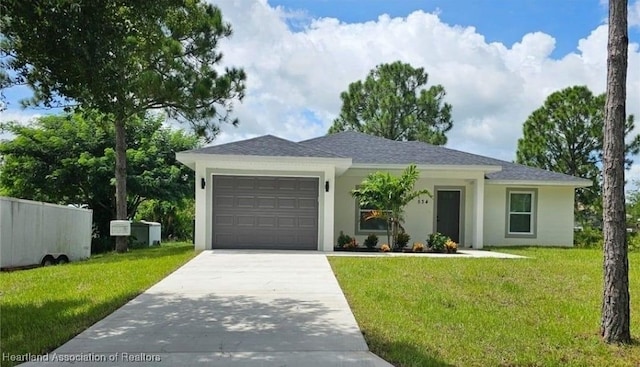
[329, 248, 640, 367]
[0, 242, 196, 367]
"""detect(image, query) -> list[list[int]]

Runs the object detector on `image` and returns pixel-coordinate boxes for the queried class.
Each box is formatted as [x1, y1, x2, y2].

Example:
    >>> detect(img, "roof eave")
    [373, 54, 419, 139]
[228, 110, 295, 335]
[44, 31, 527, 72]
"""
[486, 179, 592, 187]
[176, 152, 353, 172]
[351, 163, 502, 173]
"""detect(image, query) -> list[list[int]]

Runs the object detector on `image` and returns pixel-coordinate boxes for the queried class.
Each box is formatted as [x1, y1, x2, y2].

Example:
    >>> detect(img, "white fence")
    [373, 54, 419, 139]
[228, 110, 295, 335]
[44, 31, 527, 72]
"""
[0, 197, 92, 268]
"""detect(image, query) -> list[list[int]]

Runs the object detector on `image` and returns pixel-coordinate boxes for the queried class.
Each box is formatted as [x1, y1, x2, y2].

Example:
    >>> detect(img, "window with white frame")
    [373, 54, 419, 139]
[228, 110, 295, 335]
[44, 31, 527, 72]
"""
[507, 189, 537, 237]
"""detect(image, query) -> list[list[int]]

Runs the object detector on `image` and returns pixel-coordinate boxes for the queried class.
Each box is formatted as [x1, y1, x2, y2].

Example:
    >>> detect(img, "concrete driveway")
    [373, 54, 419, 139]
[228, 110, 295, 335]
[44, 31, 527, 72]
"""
[24, 251, 392, 366]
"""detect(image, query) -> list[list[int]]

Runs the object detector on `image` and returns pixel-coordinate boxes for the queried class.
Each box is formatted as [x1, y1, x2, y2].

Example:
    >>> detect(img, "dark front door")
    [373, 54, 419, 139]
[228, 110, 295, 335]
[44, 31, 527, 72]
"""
[436, 190, 461, 243]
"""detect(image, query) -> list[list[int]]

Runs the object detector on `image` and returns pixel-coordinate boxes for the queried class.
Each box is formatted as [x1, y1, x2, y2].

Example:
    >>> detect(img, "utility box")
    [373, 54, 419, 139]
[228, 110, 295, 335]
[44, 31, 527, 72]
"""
[131, 221, 161, 247]
[110, 220, 131, 236]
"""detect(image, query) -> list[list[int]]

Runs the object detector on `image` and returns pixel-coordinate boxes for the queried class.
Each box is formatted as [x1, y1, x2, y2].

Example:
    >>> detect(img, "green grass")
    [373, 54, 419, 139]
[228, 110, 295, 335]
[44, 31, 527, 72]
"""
[329, 248, 640, 367]
[0, 242, 197, 367]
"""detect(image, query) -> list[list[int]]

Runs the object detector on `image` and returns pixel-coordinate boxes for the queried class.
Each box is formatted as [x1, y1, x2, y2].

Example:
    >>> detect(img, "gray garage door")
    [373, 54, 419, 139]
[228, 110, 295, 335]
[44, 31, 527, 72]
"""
[212, 175, 319, 250]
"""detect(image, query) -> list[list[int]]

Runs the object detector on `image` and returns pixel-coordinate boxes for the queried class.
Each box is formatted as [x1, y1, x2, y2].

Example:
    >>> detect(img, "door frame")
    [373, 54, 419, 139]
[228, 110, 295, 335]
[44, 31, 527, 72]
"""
[433, 186, 466, 246]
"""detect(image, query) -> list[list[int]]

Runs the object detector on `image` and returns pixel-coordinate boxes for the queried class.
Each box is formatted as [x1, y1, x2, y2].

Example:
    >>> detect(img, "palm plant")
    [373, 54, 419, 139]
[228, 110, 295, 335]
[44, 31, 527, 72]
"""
[352, 164, 431, 249]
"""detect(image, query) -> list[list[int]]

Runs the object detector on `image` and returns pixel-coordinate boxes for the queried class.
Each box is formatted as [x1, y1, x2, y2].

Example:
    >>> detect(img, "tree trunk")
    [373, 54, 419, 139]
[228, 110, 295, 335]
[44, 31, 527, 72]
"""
[385, 218, 391, 249]
[601, 0, 630, 344]
[114, 118, 128, 253]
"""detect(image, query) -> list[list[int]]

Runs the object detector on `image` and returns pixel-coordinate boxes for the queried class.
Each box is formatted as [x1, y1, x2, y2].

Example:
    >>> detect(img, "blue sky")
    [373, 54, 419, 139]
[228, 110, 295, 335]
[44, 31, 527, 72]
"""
[270, 0, 639, 59]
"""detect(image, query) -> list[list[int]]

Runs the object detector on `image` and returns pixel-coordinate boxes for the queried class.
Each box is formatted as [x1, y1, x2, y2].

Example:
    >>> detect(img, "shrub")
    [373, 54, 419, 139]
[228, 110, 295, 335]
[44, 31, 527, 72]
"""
[364, 234, 379, 249]
[337, 231, 353, 248]
[628, 233, 640, 252]
[380, 243, 391, 252]
[428, 232, 449, 252]
[412, 242, 425, 252]
[344, 238, 359, 249]
[574, 225, 640, 252]
[445, 239, 458, 253]
[396, 232, 411, 248]
[573, 226, 603, 248]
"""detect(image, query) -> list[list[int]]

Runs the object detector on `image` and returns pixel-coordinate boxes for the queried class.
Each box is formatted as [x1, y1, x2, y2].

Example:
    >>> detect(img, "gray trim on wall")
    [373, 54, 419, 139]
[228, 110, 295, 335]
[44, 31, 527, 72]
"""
[432, 186, 466, 246]
[505, 187, 538, 239]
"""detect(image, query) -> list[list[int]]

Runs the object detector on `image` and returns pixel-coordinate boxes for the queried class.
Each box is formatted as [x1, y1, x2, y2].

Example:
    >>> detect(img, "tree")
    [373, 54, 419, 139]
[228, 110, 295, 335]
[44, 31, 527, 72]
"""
[1, 0, 246, 252]
[601, 0, 631, 344]
[0, 111, 199, 251]
[625, 181, 640, 226]
[516, 85, 640, 221]
[135, 198, 195, 240]
[351, 164, 431, 249]
[328, 61, 453, 145]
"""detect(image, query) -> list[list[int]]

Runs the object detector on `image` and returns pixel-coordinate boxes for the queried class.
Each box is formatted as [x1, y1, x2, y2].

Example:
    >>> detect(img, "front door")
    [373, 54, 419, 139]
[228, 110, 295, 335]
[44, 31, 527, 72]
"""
[436, 190, 461, 243]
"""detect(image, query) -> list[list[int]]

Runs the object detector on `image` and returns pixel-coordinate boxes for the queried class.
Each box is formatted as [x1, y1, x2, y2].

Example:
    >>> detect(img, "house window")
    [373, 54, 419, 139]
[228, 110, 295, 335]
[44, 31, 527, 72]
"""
[356, 203, 390, 234]
[506, 189, 537, 237]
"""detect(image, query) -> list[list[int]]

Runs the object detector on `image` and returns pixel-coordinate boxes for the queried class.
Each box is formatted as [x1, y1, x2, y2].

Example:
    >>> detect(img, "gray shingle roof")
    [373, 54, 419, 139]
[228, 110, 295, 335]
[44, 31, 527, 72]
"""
[183, 131, 589, 184]
[300, 131, 590, 184]
[184, 135, 344, 158]
[301, 131, 497, 165]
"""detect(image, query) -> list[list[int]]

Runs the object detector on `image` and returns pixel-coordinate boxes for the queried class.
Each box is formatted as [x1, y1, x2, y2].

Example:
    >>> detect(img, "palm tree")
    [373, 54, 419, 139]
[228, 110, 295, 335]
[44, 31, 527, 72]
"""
[352, 164, 431, 249]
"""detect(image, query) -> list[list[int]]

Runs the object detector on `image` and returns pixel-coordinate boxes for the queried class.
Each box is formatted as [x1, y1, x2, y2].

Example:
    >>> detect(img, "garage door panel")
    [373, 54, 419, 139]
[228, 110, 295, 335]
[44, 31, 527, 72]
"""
[236, 216, 255, 226]
[299, 180, 317, 191]
[298, 216, 317, 228]
[278, 179, 297, 190]
[298, 198, 317, 210]
[214, 233, 234, 244]
[257, 197, 276, 209]
[212, 176, 318, 250]
[215, 177, 236, 190]
[277, 217, 296, 228]
[214, 215, 234, 226]
[257, 216, 276, 227]
[235, 177, 256, 190]
[277, 197, 296, 209]
[236, 196, 255, 208]
[278, 235, 299, 245]
[257, 178, 277, 190]
[297, 235, 317, 247]
[237, 233, 276, 244]
[215, 196, 235, 208]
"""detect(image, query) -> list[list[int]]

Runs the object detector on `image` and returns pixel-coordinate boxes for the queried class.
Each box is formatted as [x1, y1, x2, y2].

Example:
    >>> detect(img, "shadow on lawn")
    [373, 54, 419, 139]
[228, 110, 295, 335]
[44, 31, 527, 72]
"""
[364, 334, 455, 367]
[85, 243, 194, 264]
[0, 292, 139, 365]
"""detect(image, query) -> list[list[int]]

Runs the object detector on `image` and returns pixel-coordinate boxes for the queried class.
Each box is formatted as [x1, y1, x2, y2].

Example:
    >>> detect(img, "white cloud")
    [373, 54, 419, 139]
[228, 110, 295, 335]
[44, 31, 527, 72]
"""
[629, 0, 640, 27]
[0, 110, 43, 140]
[209, 0, 640, 167]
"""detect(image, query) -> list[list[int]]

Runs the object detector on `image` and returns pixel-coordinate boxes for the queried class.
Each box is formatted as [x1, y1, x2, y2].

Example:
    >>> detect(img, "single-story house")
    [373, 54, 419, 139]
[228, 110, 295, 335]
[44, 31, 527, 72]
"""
[177, 131, 591, 251]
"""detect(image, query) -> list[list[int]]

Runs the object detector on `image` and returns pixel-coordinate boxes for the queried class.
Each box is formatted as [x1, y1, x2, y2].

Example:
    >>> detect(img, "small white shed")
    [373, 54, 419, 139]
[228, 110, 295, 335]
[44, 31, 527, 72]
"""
[130, 221, 162, 247]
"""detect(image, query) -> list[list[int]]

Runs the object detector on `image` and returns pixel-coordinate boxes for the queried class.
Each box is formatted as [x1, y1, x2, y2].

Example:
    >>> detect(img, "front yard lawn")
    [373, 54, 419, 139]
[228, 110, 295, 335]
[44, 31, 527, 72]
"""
[329, 248, 640, 367]
[0, 242, 196, 367]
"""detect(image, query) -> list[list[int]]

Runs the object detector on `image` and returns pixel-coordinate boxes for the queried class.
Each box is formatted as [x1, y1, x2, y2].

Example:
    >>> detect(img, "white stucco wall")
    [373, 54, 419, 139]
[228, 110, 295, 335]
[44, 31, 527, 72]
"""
[334, 169, 482, 247]
[483, 185, 575, 246]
